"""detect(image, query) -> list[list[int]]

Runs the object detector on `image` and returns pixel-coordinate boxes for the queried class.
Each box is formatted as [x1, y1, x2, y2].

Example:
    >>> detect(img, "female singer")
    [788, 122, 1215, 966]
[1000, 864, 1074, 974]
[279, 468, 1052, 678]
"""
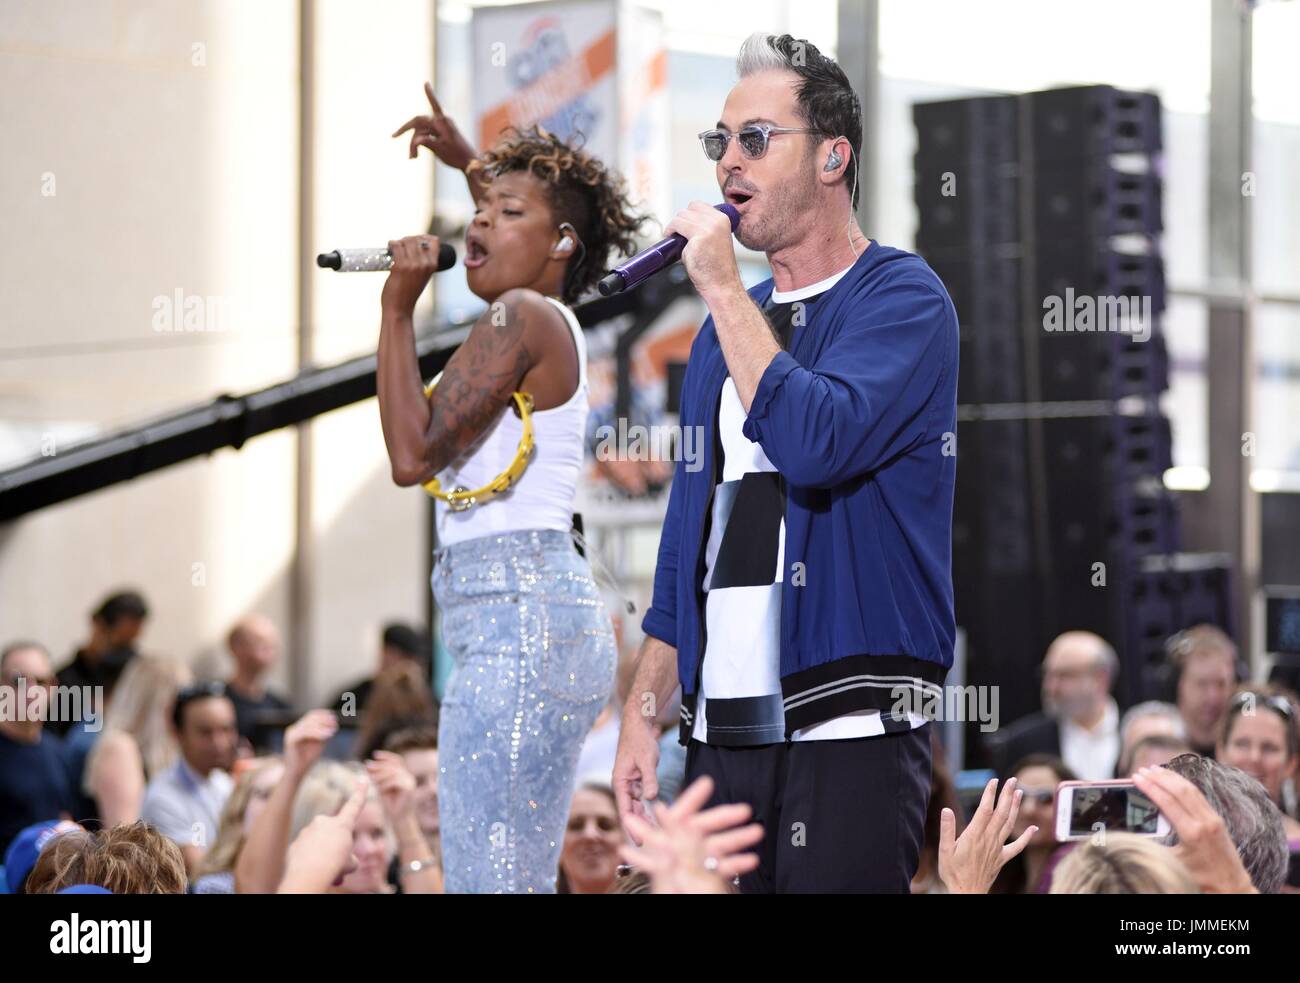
[376, 84, 646, 893]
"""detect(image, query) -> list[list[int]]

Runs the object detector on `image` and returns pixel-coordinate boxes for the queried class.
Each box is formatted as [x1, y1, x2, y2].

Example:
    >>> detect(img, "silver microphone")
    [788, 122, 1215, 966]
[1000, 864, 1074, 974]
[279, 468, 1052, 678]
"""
[316, 243, 457, 272]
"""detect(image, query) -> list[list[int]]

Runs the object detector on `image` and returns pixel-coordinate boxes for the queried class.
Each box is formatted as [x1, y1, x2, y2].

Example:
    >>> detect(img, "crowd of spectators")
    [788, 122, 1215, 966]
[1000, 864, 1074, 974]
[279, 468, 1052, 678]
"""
[2, 590, 1296, 894]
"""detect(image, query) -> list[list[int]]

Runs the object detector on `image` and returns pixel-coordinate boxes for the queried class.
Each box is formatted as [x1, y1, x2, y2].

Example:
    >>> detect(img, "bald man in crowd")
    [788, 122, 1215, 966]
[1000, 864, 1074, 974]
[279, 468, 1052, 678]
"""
[222, 615, 291, 752]
[987, 631, 1121, 780]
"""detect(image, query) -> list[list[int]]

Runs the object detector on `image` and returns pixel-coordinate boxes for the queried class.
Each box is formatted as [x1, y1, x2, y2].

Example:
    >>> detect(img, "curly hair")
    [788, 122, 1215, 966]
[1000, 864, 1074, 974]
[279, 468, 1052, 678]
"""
[27, 821, 187, 895]
[467, 125, 649, 302]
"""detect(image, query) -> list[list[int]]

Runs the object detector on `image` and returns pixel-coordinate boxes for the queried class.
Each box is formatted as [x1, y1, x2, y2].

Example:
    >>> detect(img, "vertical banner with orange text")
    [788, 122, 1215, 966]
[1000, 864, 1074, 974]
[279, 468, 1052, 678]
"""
[471, 0, 667, 226]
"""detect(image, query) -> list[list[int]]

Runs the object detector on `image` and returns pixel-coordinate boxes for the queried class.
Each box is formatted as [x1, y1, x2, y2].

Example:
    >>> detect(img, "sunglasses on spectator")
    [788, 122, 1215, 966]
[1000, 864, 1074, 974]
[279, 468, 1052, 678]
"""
[1229, 690, 1295, 720]
[698, 123, 822, 161]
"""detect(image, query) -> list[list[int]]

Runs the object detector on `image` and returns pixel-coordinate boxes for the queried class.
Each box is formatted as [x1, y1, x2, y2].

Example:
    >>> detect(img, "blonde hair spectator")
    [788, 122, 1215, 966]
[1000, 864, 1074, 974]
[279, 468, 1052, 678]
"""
[84, 654, 192, 826]
[195, 757, 285, 891]
[1050, 833, 1198, 894]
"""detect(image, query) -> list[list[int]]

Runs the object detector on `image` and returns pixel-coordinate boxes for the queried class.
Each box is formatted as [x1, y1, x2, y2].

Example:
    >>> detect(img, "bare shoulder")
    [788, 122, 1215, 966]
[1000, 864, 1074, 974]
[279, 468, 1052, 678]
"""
[489, 287, 569, 348]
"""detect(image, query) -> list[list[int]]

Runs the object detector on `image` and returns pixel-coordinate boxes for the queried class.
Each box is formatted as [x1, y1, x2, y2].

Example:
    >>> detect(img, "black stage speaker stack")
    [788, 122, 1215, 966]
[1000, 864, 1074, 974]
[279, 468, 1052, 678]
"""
[913, 86, 1234, 746]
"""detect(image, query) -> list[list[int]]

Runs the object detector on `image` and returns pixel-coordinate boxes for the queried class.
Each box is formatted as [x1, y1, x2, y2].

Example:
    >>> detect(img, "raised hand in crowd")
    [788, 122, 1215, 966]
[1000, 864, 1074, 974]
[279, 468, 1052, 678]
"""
[938, 777, 1036, 894]
[235, 709, 338, 893]
[279, 778, 367, 894]
[619, 775, 763, 894]
[366, 750, 443, 893]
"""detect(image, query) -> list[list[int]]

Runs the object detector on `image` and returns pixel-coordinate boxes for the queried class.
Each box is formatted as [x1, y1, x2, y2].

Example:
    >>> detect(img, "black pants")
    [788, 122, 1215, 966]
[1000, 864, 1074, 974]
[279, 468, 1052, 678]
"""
[683, 724, 932, 893]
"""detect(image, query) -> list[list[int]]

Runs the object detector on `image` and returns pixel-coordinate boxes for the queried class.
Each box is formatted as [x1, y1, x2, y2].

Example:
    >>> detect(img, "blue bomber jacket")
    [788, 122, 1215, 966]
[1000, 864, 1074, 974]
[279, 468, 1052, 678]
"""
[640, 241, 960, 742]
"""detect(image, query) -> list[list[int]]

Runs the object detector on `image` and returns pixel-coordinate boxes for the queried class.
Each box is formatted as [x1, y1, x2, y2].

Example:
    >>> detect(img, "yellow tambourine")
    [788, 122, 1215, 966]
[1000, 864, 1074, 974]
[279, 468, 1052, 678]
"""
[420, 377, 536, 510]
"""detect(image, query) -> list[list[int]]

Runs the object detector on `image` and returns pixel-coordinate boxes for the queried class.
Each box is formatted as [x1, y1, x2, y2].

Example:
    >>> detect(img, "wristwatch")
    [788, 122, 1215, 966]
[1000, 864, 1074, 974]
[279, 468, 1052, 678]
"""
[407, 857, 438, 874]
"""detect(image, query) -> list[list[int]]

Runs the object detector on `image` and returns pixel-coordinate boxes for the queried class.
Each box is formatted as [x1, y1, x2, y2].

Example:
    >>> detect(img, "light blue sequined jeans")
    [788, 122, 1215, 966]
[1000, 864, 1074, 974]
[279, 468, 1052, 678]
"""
[433, 528, 617, 893]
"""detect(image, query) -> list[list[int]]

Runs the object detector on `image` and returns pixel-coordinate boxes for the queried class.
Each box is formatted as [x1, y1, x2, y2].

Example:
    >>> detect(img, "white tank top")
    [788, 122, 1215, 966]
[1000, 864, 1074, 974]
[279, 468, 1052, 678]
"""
[434, 296, 588, 546]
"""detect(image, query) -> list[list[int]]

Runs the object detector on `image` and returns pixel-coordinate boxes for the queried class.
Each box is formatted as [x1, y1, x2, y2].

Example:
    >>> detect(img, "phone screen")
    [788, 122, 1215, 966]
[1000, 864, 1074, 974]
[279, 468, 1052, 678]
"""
[1067, 784, 1162, 837]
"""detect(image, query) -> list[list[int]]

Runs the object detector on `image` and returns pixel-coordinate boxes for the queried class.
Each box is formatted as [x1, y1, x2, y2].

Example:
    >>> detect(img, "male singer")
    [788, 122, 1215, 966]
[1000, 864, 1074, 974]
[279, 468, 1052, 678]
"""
[613, 33, 959, 893]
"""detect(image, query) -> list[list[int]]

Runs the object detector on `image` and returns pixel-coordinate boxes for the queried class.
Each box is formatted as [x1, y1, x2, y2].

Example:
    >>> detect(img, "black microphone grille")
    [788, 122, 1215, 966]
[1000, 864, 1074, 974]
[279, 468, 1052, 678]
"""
[597, 271, 626, 297]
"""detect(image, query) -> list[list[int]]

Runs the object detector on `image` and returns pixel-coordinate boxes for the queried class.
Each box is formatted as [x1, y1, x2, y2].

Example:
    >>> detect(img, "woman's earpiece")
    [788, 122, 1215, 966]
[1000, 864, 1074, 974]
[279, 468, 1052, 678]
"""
[556, 221, 579, 254]
[555, 221, 587, 297]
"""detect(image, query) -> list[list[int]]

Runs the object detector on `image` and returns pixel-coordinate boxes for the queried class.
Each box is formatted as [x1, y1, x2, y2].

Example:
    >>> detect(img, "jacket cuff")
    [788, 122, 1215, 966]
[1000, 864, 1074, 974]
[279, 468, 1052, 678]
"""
[742, 350, 798, 440]
[640, 607, 676, 648]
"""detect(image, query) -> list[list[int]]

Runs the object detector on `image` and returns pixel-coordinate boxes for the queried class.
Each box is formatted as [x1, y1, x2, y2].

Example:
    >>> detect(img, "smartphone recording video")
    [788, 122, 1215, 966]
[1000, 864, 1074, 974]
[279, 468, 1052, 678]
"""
[1053, 781, 1172, 841]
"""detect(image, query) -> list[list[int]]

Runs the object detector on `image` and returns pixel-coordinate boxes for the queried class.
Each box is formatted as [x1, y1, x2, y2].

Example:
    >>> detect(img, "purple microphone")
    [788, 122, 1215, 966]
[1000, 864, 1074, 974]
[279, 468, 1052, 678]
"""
[597, 203, 740, 296]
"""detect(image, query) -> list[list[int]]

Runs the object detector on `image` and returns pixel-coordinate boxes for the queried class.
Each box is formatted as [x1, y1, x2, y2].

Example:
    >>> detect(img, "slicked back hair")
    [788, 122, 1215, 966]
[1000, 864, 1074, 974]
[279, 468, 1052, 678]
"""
[735, 32, 862, 208]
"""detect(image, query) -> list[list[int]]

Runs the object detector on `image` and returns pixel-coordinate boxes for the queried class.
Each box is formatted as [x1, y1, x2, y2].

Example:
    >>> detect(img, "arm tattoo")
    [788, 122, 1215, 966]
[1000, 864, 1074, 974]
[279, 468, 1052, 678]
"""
[419, 292, 534, 478]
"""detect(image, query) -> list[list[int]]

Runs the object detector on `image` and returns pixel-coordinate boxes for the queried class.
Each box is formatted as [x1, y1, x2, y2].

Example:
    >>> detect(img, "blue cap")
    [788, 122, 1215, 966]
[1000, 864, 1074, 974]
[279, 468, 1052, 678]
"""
[4, 820, 64, 893]
[58, 884, 113, 894]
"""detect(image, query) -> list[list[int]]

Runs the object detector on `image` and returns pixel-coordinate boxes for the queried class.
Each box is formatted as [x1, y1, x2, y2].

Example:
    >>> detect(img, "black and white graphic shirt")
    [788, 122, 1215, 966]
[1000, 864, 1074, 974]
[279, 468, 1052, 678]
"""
[691, 266, 928, 746]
